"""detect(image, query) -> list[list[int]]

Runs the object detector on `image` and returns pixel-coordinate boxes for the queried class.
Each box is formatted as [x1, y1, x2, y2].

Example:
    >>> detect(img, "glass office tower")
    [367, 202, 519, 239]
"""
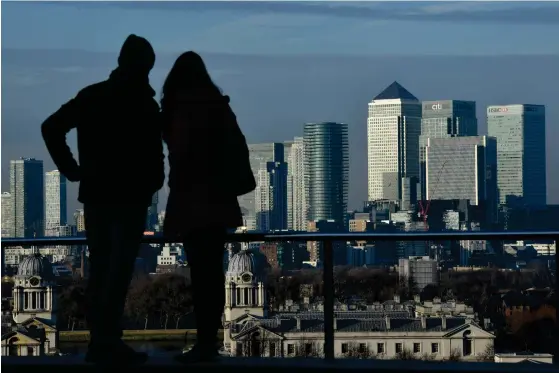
[10, 158, 44, 238]
[304, 122, 349, 225]
[487, 104, 546, 207]
[420, 100, 477, 200]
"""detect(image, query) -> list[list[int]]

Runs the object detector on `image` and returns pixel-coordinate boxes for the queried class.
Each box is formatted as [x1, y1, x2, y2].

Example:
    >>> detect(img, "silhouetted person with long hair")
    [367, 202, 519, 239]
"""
[41, 34, 164, 365]
[161, 51, 255, 363]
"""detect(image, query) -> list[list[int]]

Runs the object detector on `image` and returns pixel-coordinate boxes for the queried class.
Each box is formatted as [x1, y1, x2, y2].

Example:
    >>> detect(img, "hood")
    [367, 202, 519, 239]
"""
[117, 34, 155, 73]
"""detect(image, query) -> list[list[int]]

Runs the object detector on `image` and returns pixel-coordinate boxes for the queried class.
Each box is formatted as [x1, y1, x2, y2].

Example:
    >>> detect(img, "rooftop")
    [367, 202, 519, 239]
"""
[373, 81, 418, 101]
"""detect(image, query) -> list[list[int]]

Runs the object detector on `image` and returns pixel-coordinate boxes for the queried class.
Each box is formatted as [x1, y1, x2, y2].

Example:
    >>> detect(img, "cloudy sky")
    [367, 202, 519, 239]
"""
[2, 1, 558, 215]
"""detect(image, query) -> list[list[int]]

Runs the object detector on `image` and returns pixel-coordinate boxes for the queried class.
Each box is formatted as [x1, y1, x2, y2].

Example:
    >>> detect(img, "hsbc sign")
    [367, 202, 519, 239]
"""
[488, 107, 509, 113]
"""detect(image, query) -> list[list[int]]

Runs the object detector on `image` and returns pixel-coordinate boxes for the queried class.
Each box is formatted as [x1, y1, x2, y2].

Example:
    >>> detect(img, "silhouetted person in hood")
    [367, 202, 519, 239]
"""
[161, 51, 255, 363]
[41, 34, 164, 365]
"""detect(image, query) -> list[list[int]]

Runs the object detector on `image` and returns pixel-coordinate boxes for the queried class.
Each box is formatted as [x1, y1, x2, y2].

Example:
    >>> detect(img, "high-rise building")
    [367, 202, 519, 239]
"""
[74, 209, 85, 233]
[287, 137, 307, 231]
[367, 82, 421, 205]
[44, 170, 67, 236]
[1, 192, 14, 237]
[426, 136, 498, 223]
[10, 158, 44, 238]
[255, 143, 288, 231]
[420, 100, 478, 200]
[304, 122, 349, 225]
[239, 143, 280, 222]
[487, 104, 546, 207]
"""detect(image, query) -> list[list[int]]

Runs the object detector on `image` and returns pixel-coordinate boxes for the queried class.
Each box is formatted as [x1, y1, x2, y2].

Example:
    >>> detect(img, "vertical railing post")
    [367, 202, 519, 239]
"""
[323, 239, 335, 360]
[555, 235, 559, 365]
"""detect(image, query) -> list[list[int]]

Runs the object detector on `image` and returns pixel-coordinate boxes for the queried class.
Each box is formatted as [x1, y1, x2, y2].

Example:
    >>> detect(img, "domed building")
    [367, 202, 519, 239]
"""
[224, 243, 267, 323]
[1, 252, 58, 356]
[223, 242, 268, 355]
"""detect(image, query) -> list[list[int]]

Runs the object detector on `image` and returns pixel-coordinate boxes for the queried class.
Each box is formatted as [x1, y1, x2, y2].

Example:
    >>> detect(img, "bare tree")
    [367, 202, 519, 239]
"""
[293, 337, 323, 358]
[393, 348, 418, 360]
[341, 342, 377, 359]
[476, 344, 495, 362]
[421, 352, 437, 361]
[447, 348, 462, 361]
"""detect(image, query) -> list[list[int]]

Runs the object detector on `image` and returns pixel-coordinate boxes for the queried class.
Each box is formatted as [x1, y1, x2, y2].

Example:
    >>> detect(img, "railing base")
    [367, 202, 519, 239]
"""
[2, 356, 559, 373]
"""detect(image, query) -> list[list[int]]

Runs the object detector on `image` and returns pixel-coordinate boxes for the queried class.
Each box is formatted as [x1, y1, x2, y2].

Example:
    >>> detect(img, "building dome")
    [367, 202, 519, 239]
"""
[17, 253, 53, 280]
[227, 249, 255, 276]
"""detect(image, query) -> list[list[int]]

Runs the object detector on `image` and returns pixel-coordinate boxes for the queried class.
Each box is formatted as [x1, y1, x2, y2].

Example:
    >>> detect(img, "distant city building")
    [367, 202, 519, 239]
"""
[487, 104, 546, 207]
[399, 256, 438, 291]
[240, 143, 289, 223]
[426, 136, 498, 224]
[10, 158, 44, 238]
[73, 209, 85, 233]
[287, 137, 307, 231]
[419, 100, 478, 200]
[254, 143, 288, 231]
[367, 82, 421, 206]
[157, 244, 184, 266]
[1, 192, 14, 237]
[307, 220, 347, 265]
[146, 192, 158, 231]
[44, 170, 67, 237]
[413, 297, 475, 318]
[157, 210, 166, 232]
[304, 122, 349, 225]
[3, 246, 72, 267]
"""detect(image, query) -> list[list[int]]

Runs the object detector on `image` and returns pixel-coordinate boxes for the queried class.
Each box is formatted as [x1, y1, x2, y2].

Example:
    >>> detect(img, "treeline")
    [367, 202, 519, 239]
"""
[58, 273, 195, 331]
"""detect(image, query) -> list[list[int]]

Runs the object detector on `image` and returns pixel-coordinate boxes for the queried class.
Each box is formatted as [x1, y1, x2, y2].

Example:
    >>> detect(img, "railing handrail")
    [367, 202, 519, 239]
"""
[1, 230, 558, 247]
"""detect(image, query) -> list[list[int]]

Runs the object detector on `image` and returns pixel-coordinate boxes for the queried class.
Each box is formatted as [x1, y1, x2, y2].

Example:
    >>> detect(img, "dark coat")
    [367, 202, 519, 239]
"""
[41, 69, 164, 206]
[162, 94, 244, 238]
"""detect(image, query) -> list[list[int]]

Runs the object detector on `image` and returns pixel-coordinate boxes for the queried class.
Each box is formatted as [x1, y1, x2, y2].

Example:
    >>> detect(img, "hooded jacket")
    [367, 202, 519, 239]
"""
[41, 35, 164, 206]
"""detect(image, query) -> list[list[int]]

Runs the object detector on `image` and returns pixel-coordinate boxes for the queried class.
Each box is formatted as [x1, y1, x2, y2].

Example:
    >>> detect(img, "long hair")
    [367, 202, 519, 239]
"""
[161, 51, 222, 112]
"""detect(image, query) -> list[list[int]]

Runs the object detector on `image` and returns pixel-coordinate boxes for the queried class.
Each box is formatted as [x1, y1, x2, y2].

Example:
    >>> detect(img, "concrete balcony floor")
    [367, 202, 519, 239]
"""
[3, 356, 559, 373]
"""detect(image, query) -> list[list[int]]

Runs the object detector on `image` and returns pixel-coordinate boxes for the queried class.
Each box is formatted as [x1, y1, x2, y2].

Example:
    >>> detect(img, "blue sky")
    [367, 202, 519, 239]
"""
[3, 1, 559, 55]
[2, 2, 559, 213]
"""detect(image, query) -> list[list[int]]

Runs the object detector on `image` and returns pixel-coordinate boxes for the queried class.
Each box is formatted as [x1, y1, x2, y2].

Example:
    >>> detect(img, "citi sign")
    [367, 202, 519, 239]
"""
[489, 107, 508, 113]
[431, 103, 443, 110]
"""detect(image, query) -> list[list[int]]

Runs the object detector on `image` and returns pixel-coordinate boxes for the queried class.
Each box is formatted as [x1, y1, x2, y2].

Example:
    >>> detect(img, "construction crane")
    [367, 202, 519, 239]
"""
[418, 159, 448, 231]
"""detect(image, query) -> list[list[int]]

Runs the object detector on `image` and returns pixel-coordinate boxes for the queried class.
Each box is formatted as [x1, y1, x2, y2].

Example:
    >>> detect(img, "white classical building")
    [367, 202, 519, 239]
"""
[223, 246, 494, 360]
[1, 252, 58, 356]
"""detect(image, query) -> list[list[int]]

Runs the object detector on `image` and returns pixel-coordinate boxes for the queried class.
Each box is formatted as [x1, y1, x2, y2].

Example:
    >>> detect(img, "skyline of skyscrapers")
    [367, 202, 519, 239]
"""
[1, 89, 549, 237]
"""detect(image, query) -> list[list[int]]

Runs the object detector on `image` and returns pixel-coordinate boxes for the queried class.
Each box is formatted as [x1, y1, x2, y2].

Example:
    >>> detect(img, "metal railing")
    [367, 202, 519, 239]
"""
[2, 230, 559, 361]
